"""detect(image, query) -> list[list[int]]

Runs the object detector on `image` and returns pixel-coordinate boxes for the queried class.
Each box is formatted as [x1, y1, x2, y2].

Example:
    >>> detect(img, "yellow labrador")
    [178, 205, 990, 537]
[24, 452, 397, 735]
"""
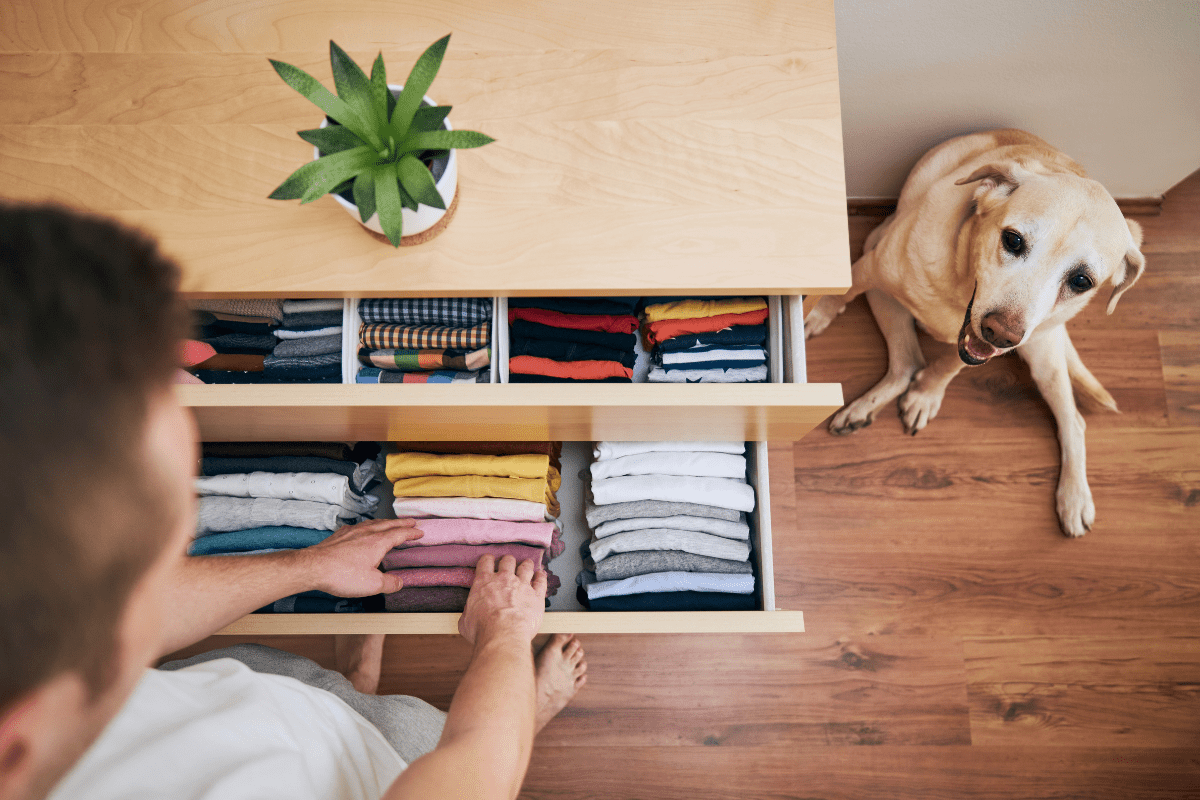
[806, 129, 1145, 537]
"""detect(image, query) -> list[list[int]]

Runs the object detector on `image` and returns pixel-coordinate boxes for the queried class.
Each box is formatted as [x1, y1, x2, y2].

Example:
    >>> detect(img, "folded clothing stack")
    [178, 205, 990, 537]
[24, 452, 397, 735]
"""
[357, 298, 492, 384]
[191, 441, 383, 613]
[579, 441, 757, 611]
[507, 298, 639, 383]
[188, 299, 344, 384]
[383, 442, 565, 612]
[641, 297, 769, 383]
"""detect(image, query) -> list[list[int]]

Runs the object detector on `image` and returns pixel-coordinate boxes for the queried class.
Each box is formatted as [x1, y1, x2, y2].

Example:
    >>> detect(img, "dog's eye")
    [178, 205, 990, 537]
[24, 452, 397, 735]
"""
[1068, 273, 1094, 293]
[1001, 229, 1024, 255]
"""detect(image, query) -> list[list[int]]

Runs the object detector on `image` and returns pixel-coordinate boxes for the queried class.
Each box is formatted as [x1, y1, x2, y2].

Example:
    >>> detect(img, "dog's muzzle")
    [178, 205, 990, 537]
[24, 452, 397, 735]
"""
[957, 289, 1001, 366]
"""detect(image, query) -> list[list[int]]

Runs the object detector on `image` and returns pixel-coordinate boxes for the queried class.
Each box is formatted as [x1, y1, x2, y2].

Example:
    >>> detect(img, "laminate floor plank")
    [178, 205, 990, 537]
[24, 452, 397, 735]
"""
[520, 745, 1200, 800]
[1161, 331, 1200, 427]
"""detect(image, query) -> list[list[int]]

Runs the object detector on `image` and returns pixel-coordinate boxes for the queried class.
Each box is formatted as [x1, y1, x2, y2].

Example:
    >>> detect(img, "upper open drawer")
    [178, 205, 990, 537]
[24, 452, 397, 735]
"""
[180, 296, 842, 441]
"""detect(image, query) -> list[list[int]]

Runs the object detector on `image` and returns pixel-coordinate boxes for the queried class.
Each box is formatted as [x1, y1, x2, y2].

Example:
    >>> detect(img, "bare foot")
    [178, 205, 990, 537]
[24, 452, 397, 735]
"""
[534, 633, 587, 733]
[335, 633, 385, 694]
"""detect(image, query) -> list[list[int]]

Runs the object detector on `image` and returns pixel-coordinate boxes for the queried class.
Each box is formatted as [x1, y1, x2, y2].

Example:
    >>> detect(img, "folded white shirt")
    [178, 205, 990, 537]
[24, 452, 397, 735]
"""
[582, 570, 755, 599]
[647, 365, 768, 383]
[590, 474, 755, 513]
[661, 347, 765, 365]
[590, 451, 746, 481]
[593, 441, 746, 460]
[594, 514, 749, 540]
[274, 326, 343, 339]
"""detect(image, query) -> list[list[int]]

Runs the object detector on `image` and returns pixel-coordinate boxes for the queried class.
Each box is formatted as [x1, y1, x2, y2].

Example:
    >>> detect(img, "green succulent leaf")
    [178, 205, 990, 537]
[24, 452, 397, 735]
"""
[410, 105, 452, 133]
[398, 182, 419, 211]
[297, 125, 366, 155]
[269, 58, 381, 150]
[369, 52, 389, 122]
[374, 162, 405, 246]
[352, 169, 377, 223]
[272, 145, 377, 204]
[390, 34, 451, 138]
[406, 129, 496, 150]
[329, 41, 381, 131]
[397, 154, 446, 210]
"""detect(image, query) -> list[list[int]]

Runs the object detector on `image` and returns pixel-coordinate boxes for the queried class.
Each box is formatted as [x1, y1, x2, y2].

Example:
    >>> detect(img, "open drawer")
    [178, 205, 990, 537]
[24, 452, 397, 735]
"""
[215, 441, 804, 635]
[180, 296, 842, 442]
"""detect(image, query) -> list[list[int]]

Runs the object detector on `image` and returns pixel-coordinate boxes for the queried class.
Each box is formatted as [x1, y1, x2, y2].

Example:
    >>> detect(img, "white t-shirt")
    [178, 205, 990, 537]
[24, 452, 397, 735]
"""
[48, 658, 406, 800]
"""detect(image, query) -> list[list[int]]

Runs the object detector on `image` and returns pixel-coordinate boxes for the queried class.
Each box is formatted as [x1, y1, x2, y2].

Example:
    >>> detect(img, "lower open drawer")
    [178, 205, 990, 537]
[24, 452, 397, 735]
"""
[215, 441, 803, 635]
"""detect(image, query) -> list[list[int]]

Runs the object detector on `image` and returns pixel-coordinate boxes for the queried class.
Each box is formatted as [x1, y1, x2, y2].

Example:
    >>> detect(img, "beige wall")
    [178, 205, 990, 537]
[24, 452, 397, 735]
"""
[836, 0, 1200, 199]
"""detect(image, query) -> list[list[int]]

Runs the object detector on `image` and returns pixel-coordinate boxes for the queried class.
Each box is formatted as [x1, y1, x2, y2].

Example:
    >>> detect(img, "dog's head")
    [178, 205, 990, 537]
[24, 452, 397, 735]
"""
[953, 161, 1145, 365]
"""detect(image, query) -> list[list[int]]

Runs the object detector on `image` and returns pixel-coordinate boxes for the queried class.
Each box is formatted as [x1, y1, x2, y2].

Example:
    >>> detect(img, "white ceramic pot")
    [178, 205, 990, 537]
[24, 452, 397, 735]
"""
[316, 83, 458, 239]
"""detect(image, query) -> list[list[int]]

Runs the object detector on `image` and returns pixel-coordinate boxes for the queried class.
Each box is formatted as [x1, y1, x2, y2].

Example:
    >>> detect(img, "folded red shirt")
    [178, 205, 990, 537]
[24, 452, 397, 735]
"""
[508, 307, 639, 334]
[644, 308, 770, 345]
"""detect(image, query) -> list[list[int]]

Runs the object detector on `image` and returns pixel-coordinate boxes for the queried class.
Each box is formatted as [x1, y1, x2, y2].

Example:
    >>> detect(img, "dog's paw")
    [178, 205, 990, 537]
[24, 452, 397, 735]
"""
[1056, 475, 1095, 538]
[829, 403, 874, 436]
[804, 298, 843, 340]
[898, 373, 945, 435]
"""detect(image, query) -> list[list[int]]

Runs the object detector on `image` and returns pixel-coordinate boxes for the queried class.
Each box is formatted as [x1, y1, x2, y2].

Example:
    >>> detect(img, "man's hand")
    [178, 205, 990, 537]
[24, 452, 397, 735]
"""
[458, 555, 547, 646]
[297, 518, 424, 598]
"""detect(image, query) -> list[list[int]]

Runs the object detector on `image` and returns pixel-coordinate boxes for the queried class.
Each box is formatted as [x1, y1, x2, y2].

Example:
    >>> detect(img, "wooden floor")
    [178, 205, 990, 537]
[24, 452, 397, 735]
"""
[171, 171, 1200, 799]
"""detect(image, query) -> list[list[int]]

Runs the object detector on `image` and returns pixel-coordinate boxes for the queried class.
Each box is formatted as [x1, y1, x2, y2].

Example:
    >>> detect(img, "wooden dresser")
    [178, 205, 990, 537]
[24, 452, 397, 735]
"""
[2, 0, 851, 636]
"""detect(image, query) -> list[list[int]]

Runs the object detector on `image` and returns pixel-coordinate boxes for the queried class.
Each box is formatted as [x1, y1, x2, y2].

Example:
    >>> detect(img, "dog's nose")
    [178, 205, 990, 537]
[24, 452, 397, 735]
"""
[981, 312, 1024, 349]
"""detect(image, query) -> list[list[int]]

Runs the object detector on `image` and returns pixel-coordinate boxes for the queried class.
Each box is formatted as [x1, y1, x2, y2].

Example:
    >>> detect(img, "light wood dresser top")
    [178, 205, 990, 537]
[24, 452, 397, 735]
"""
[1, 0, 850, 297]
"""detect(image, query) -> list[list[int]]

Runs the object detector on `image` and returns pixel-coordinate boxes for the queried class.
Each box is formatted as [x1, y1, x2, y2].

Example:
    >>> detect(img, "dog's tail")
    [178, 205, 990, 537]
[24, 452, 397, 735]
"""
[1066, 337, 1119, 413]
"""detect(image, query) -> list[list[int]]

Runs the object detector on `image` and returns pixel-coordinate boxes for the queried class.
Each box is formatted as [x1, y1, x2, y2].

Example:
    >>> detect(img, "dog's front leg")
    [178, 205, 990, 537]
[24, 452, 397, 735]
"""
[897, 354, 968, 435]
[1019, 327, 1094, 537]
[829, 289, 925, 435]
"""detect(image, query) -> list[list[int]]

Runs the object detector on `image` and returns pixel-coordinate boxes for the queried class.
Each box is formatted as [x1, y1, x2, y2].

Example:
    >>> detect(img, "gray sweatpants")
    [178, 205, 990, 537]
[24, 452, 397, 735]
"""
[159, 643, 447, 765]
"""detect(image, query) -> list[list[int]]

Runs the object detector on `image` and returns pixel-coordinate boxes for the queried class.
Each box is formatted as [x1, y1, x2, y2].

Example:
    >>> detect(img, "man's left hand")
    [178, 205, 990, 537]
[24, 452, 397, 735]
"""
[297, 518, 423, 597]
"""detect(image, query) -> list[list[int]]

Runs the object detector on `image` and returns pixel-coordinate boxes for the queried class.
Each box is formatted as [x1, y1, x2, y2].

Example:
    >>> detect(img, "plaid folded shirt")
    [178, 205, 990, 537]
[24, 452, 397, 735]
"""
[360, 322, 491, 351]
[358, 298, 493, 326]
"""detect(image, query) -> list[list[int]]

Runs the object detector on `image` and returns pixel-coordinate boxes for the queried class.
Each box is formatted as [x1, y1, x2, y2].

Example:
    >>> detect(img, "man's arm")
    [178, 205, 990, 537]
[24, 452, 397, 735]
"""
[385, 555, 546, 800]
[157, 519, 422, 656]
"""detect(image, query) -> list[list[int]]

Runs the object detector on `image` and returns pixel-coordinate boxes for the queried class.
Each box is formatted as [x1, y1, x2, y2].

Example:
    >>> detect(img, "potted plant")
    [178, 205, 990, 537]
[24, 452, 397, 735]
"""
[267, 35, 494, 246]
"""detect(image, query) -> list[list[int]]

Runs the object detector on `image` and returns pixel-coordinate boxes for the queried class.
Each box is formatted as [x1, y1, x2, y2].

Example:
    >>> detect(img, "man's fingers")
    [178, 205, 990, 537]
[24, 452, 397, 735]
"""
[496, 554, 517, 574]
[532, 569, 548, 597]
[384, 524, 424, 547]
[475, 554, 496, 574]
[515, 558, 536, 583]
[382, 573, 404, 594]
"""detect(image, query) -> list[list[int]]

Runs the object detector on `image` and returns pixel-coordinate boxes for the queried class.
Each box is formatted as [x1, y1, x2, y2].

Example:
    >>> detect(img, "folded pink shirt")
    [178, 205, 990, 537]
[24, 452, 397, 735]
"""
[381, 542, 548, 570]
[387, 567, 562, 596]
[397, 518, 561, 553]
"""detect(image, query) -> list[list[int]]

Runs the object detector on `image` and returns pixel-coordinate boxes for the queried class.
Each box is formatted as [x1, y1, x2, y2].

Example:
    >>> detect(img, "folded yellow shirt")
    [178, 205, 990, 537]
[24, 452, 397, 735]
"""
[386, 452, 551, 481]
[641, 297, 767, 323]
[391, 471, 561, 516]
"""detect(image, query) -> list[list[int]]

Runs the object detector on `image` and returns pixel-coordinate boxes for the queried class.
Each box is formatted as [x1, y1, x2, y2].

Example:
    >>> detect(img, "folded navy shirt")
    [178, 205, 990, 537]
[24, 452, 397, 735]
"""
[655, 324, 768, 352]
[578, 586, 758, 611]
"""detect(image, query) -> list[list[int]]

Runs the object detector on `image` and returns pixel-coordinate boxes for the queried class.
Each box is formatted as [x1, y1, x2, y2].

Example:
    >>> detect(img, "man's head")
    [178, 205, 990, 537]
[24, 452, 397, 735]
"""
[954, 161, 1146, 365]
[0, 205, 193, 799]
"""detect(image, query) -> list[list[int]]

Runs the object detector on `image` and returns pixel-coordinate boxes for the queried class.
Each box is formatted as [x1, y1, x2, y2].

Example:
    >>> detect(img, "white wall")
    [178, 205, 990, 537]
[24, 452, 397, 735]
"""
[836, 0, 1200, 199]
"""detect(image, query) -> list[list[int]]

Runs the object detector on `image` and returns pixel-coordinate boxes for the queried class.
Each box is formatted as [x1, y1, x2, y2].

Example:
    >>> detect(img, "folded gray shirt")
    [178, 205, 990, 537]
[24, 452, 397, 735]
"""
[584, 499, 743, 527]
[592, 550, 754, 582]
[594, 514, 749, 541]
[195, 496, 365, 537]
[588, 528, 750, 562]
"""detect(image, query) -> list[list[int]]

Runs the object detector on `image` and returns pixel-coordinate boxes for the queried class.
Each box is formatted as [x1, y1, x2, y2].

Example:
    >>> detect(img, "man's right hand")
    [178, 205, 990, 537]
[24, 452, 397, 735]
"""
[458, 555, 546, 646]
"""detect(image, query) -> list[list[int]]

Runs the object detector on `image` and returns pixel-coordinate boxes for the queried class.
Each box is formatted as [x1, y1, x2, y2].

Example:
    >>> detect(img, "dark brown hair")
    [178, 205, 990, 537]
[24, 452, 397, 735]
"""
[0, 204, 189, 708]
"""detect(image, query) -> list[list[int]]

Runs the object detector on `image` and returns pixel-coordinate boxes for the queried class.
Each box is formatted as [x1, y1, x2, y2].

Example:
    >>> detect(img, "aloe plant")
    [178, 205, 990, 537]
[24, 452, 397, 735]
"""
[268, 35, 494, 246]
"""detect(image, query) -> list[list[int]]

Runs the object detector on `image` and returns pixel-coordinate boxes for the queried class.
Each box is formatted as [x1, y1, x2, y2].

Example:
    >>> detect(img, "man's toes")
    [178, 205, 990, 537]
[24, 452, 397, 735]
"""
[547, 633, 572, 652]
[566, 641, 584, 663]
[575, 674, 588, 689]
[574, 659, 588, 678]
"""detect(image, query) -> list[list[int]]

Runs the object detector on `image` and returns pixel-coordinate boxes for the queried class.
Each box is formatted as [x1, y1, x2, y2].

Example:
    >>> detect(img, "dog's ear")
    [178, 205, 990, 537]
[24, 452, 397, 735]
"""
[1107, 218, 1146, 314]
[955, 162, 1027, 212]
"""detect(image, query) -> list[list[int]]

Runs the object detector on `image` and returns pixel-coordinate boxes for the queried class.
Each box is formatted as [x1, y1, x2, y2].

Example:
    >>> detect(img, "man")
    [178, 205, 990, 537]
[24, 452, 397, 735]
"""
[0, 204, 587, 800]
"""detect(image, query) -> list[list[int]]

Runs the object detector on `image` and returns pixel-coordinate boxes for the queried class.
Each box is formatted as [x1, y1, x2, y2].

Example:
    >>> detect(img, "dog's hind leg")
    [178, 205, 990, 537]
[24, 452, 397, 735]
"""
[828, 289, 925, 435]
[1019, 326, 1094, 537]
[897, 353, 968, 435]
[804, 250, 876, 340]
